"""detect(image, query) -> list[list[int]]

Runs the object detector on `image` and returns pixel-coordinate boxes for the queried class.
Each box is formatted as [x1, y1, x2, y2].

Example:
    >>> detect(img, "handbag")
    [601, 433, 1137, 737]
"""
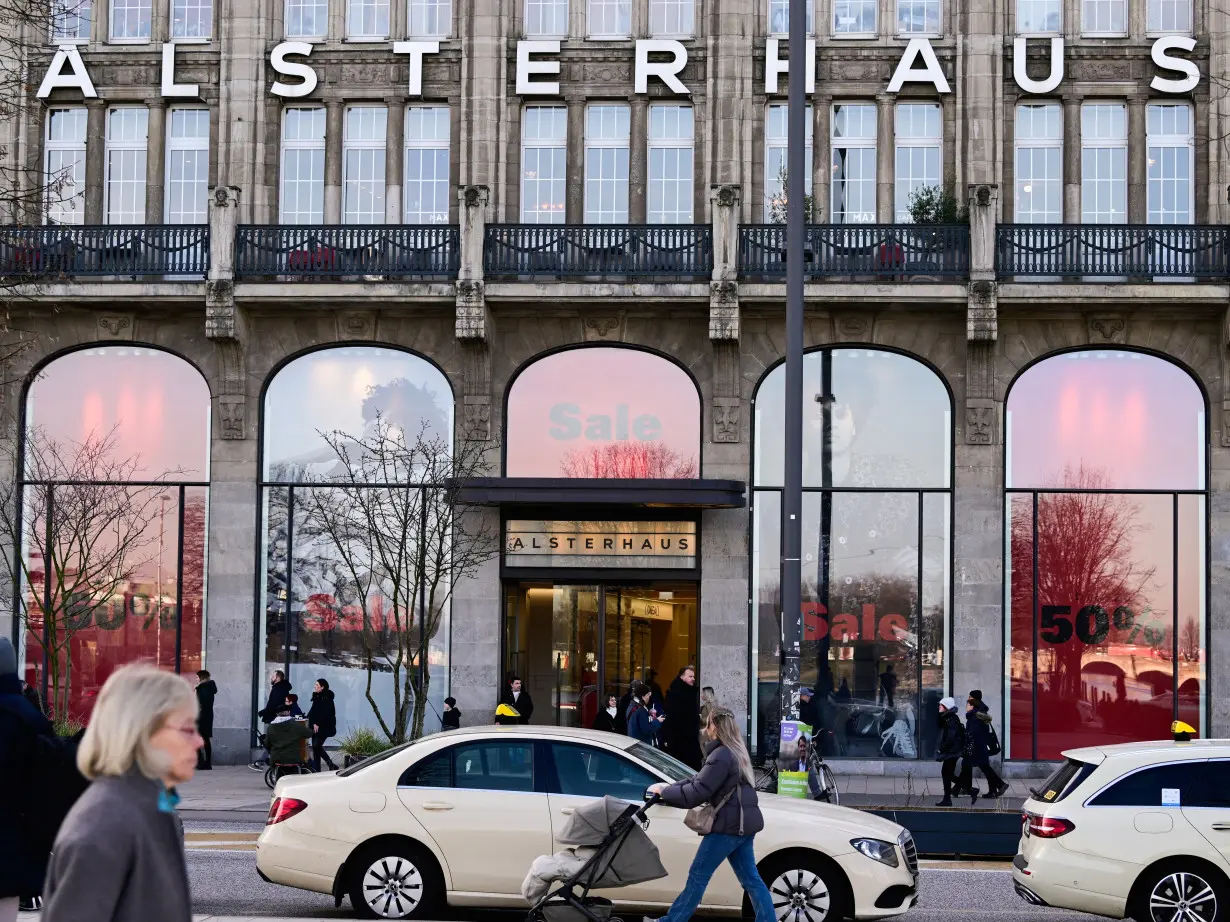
[684, 779, 745, 836]
[987, 724, 1002, 757]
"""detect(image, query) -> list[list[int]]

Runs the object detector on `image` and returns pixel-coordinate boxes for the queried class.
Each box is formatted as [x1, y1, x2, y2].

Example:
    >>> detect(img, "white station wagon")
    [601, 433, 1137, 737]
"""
[256, 725, 919, 921]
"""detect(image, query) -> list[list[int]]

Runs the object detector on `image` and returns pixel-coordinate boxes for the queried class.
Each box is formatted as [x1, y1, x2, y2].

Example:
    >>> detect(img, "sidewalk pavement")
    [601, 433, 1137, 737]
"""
[179, 765, 278, 818]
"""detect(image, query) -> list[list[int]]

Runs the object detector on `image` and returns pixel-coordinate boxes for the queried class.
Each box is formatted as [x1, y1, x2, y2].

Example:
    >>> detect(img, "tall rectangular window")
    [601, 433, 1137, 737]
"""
[1147, 104, 1193, 225]
[286, 0, 328, 37]
[1014, 103, 1062, 223]
[897, 0, 939, 33]
[521, 105, 567, 223]
[343, 107, 387, 223]
[166, 109, 209, 223]
[764, 103, 812, 222]
[408, 0, 450, 36]
[1082, 0, 1125, 33]
[894, 103, 941, 222]
[104, 107, 148, 224]
[831, 103, 877, 225]
[280, 108, 326, 223]
[172, 0, 211, 37]
[584, 104, 630, 223]
[1080, 103, 1126, 224]
[404, 106, 450, 224]
[51, 0, 91, 41]
[526, 0, 568, 36]
[1017, 0, 1059, 32]
[588, 0, 629, 36]
[110, 0, 151, 39]
[834, 0, 876, 33]
[648, 104, 694, 224]
[769, 0, 813, 34]
[348, 0, 390, 37]
[44, 108, 86, 225]
[649, 0, 693, 35]
[1148, 0, 1191, 32]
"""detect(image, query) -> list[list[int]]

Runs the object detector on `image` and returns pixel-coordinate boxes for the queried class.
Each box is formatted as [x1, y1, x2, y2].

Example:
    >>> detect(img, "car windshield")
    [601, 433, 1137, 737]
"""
[1032, 758, 1096, 803]
[337, 742, 414, 777]
[629, 743, 694, 782]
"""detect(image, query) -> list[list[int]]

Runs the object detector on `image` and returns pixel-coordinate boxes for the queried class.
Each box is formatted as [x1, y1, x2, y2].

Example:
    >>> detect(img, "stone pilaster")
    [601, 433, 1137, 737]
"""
[456, 184, 491, 340]
[709, 183, 741, 341]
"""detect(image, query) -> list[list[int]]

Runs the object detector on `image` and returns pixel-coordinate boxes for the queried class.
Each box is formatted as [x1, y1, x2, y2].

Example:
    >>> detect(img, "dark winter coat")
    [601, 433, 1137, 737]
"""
[195, 680, 216, 739]
[266, 718, 313, 765]
[307, 689, 337, 738]
[663, 677, 703, 770]
[42, 772, 191, 922]
[934, 710, 966, 761]
[497, 689, 534, 724]
[798, 696, 822, 732]
[658, 741, 765, 837]
[592, 707, 625, 735]
[258, 678, 292, 723]
[964, 702, 993, 767]
[441, 708, 461, 730]
[625, 702, 658, 744]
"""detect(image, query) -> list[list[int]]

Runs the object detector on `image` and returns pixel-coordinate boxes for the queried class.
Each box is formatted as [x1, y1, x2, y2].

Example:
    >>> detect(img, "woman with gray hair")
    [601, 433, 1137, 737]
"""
[41, 664, 202, 922]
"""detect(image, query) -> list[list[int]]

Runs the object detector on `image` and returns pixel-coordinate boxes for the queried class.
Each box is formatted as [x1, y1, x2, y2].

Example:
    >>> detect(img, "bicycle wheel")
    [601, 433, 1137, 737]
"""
[264, 765, 279, 789]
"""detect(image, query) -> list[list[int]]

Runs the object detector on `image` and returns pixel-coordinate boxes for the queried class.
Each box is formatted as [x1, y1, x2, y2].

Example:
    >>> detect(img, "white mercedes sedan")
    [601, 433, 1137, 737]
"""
[256, 725, 919, 921]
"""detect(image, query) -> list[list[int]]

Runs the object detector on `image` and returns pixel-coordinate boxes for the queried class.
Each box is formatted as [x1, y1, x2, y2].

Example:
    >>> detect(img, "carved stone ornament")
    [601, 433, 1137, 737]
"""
[970, 279, 996, 303]
[584, 316, 622, 341]
[462, 185, 489, 209]
[210, 185, 239, 208]
[1088, 314, 1126, 344]
[710, 280, 738, 305]
[217, 395, 246, 440]
[713, 397, 741, 444]
[974, 184, 994, 208]
[337, 311, 376, 340]
[965, 401, 996, 445]
[714, 184, 740, 209]
[96, 313, 132, 338]
[456, 281, 489, 340]
[463, 395, 492, 441]
[456, 279, 484, 305]
[834, 314, 871, 341]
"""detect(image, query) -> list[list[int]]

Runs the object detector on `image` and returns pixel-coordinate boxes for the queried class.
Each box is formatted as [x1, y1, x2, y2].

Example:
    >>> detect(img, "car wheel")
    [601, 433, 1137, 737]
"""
[759, 854, 849, 922]
[348, 842, 440, 920]
[1134, 865, 1226, 922]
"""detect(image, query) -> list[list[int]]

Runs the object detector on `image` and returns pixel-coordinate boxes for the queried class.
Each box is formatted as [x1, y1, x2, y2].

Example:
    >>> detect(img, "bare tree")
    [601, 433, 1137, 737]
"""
[1180, 618, 1201, 663]
[293, 416, 498, 743]
[0, 425, 188, 718]
[767, 162, 816, 224]
[560, 441, 698, 478]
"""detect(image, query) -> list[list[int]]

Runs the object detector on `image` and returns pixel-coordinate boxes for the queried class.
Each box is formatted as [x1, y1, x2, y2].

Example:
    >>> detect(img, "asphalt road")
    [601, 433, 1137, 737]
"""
[186, 848, 1107, 922]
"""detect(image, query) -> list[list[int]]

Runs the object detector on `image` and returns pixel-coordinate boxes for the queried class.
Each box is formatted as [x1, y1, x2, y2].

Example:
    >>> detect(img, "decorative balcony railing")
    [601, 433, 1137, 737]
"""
[996, 225, 1230, 279]
[484, 224, 713, 279]
[234, 225, 460, 280]
[0, 225, 209, 278]
[739, 224, 970, 280]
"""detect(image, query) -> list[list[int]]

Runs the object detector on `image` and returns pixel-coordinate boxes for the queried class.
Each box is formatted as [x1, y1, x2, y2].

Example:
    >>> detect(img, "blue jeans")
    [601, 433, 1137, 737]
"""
[658, 833, 776, 922]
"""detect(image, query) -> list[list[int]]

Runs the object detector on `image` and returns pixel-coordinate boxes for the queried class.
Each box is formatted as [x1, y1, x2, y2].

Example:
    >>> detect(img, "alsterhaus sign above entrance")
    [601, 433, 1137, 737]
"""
[36, 34, 1203, 102]
[505, 520, 697, 569]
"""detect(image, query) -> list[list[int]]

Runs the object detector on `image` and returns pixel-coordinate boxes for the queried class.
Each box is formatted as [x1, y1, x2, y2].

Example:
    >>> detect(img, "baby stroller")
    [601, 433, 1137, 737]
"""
[523, 795, 668, 922]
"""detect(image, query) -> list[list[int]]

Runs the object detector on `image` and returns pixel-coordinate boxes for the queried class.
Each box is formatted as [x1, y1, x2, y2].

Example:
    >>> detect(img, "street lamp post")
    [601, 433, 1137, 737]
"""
[779, 0, 807, 732]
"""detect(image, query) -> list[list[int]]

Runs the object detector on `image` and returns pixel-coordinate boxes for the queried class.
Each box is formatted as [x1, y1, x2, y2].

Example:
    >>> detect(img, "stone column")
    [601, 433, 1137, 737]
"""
[709, 183, 740, 341]
[813, 97, 831, 222]
[876, 94, 894, 223]
[84, 102, 106, 223]
[629, 98, 648, 223]
[152, 0, 170, 42]
[1063, 95, 1081, 223]
[94, 0, 110, 43]
[145, 100, 168, 223]
[456, 184, 491, 339]
[385, 100, 405, 223]
[1128, 95, 1148, 224]
[390, 0, 407, 39]
[324, 100, 344, 223]
[566, 99, 585, 223]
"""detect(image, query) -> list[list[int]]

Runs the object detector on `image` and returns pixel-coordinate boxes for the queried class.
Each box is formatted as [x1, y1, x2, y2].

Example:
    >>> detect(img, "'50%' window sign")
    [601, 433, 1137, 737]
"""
[505, 520, 697, 569]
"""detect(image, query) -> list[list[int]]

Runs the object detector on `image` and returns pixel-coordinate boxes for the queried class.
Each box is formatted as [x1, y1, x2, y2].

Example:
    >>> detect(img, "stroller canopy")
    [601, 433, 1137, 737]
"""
[557, 796, 667, 889]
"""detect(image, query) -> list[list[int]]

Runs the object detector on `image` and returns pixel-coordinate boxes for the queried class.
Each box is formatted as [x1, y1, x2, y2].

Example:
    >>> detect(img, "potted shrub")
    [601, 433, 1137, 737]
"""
[337, 726, 394, 768]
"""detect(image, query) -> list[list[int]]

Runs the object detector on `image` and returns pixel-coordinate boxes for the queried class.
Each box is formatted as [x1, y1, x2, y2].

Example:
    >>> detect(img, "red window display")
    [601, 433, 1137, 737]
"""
[1005, 350, 1206, 760]
[18, 347, 211, 724]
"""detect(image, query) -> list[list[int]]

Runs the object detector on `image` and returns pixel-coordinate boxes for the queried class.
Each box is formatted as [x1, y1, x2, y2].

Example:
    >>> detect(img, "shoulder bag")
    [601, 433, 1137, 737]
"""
[684, 776, 746, 836]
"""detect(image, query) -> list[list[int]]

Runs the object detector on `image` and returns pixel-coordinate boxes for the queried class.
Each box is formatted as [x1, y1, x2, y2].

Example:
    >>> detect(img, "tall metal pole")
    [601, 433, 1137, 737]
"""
[779, 0, 807, 727]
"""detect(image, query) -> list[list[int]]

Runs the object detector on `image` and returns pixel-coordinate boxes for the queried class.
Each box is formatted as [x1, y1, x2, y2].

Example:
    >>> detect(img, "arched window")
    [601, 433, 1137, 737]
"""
[14, 346, 210, 722]
[1005, 349, 1206, 760]
[505, 346, 700, 478]
[751, 348, 952, 759]
[260, 346, 454, 741]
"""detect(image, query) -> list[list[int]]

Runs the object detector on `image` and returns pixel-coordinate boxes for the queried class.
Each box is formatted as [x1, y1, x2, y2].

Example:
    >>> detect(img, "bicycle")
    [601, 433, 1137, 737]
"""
[754, 748, 840, 805]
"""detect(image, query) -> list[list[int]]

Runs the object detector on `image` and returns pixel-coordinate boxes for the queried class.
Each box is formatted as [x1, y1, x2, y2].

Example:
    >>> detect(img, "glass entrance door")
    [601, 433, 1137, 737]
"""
[504, 583, 697, 727]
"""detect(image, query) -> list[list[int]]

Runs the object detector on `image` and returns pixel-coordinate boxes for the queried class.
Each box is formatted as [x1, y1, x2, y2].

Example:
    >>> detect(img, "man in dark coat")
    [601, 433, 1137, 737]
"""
[306, 679, 338, 771]
[195, 670, 216, 770]
[497, 676, 534, 724]
[957, 690, 1008, 803]
[258, 670, 291, 724]
[663, 666, 703, 769]
[934, 696, 966, 807]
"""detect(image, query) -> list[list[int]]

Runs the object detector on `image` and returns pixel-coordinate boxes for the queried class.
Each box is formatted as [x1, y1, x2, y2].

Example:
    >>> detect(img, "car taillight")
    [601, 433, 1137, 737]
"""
[1025, 813, 1074, 838]
[266, 797, 307, 826]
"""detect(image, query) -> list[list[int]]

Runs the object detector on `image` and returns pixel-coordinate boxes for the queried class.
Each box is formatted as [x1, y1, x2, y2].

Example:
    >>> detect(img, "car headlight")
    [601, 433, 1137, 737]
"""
[850, 838, 900, 868]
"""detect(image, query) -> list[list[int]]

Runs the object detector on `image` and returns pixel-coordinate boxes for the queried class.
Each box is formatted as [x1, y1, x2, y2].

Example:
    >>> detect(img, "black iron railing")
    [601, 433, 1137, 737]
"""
[484, 224, 713, 279]
[996, 224, 1230, 279]
[234, 225, 460, 279]
[0, 225, 209, 278]
[739, 224, 970, 280]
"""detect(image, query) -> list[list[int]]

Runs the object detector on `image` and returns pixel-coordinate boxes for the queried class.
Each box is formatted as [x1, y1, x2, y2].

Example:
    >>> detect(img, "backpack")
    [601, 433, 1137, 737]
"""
[987, 723, 1001, 757]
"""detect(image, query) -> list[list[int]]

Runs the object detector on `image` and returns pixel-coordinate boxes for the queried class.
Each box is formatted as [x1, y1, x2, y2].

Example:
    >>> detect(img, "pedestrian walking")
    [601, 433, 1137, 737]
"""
[251, 669, 291, 770]
[663, 665, 703, 770]
[441, 697, 461, 730]
[934, 696, 966, 807]
[625, 682, 663, 745]
[195, 670, 216, 771]
[306, 679, 337, 771]
[592, 693, 625, 735]
[497, 676, 534, 724]
[957, 690, 1008, 804]
[644, 706, 776, 922]
[41, 664, 201, 922]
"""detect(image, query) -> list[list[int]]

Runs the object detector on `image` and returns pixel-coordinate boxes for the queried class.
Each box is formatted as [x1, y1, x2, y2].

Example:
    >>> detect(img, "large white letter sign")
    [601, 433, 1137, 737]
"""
[887, 38, 950, 93]
[36, 45, 97, 99]
[635, 39, 689, 95]
[161, 43, 199, 97]
[1151, 36, 1200, 93]
[764, 37, 816, 95]
[271, 42, 318, 98]
[1013, 36, 1064, 94]
[393, 41, 440, 96]
[516, 40, 561, 95]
